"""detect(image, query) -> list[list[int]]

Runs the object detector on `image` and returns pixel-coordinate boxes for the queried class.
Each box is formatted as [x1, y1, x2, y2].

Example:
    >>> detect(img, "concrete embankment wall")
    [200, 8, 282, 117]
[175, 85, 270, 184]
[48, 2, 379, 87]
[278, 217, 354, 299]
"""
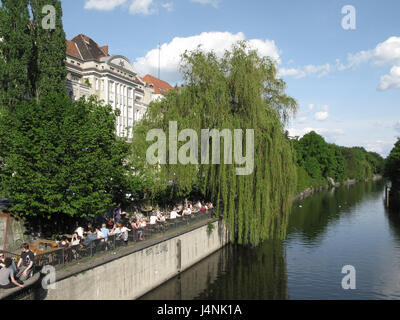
[43, 220, 229, 300]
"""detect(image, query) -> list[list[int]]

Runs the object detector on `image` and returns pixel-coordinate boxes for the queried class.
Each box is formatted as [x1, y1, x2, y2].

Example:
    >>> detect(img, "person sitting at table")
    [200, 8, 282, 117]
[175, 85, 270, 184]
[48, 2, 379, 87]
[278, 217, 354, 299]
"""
[71, 233, 81, 246]
[0, 258, 24, 289]
[120, 223, 131, 245]
[106, 218, 114, 230]
[200, 201, 207, 212]
[136, 218, 146, 241]
[170, 208, 181, 219]
[176, 204, 183, 214]
[59, 237, 70, 248]
[195, 200, 202, 210]
[95, 227, 104, 240]
[157, 211, 166, 223]
[16, 243, 34, 281]
[183, 205, 192, 216]
[149, 211, 158, 225]
[100, 224, 110, 241]
[75, 226, 84, 239]
[207, 202, 214, 209]
[111, 223, 122, 240]
[86, 223, 94, 235]
[130, 212, 138, 229]
[82, 229, 98, 246]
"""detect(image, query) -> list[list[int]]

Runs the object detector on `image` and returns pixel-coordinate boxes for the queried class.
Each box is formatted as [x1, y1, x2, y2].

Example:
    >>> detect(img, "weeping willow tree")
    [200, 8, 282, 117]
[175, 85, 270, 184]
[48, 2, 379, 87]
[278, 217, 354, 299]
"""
[132, 42, 298, 245]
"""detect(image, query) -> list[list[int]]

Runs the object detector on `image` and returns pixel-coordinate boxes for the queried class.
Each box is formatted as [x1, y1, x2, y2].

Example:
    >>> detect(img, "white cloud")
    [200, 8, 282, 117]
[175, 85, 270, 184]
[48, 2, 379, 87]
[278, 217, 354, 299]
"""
[373, 37, 400, 66]
[364, 139, 396, 156]
[314, 111, 329, 121]
[378, 65, 400, 91]
[84, 0, 126, 10]
[129, 0, 156, 15]
[344, 37, 400, 91]
[279, 63, 331, 79]
[279, 36, 400, 89]
[190, 0, 219, 8]
[162, 2, 174, 11]
[278, 68, 306, 79]
[287, 127, 344, 142]
[134, 32, 280, 84]
[365, 140, 386, 154]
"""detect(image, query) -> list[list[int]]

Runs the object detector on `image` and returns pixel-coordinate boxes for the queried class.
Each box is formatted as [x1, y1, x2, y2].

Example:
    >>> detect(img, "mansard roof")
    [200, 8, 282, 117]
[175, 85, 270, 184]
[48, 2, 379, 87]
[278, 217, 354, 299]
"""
[66, 34, 109, 61]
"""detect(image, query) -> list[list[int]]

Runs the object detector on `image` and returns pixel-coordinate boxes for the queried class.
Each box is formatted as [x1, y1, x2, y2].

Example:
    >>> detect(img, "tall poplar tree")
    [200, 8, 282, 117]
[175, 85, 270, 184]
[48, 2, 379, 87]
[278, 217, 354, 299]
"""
[30, 0, 67, 100]
[0, 0, 33, 111]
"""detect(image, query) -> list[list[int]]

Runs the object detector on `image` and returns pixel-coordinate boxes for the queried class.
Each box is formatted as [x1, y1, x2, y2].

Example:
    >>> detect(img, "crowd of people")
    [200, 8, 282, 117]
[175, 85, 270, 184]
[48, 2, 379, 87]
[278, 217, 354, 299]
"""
[68, 200, 214, 247]
[0, 200, 214, 291]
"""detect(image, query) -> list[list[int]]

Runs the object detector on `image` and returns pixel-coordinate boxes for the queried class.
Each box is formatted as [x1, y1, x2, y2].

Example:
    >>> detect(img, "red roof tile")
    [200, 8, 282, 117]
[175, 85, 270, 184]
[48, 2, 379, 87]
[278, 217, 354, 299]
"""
[142, 75, 173, 95]
[66, 40, 82, 60]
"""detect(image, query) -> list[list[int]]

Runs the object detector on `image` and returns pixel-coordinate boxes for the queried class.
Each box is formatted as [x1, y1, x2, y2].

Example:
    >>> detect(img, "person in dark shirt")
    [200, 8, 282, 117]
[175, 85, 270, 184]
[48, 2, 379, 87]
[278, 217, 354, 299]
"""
[59, 236, 70, 248]
[114, 203, 122, 223]
[16, 243, 34, 281]
[86, 223, 94, 234]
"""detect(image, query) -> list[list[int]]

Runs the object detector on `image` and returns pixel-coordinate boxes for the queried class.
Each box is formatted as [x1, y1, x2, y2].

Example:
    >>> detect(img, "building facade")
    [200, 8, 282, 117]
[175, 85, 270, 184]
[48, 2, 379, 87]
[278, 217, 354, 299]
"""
[66, 34, 150, 139]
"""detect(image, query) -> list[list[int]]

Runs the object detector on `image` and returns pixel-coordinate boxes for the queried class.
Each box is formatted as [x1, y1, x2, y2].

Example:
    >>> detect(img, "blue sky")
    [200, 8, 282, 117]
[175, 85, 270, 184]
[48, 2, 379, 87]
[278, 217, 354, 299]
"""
[61, 0, 400, 156]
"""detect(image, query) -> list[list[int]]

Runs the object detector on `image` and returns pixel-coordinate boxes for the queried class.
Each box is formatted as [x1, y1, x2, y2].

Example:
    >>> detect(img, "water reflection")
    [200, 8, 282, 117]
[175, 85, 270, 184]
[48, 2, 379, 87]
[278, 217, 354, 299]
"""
[288, 181, 384, 244]
[141, 180, 400, 300]
[140, 241, 288, 300]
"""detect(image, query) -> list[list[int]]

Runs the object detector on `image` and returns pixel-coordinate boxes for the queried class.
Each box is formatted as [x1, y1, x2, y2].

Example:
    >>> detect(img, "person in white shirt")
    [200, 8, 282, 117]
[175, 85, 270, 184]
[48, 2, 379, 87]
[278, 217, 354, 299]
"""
[75, 226, 84, 238]
[96, 228, 104, 239]
[120, 225, 131, 244]
[150, 212, 158, 225]
[183, 206, 192, 216]
[170, 208, 181, 219]
[71, 233, 80, 246]
[196, 200, 202, 208]
[112, 224, 122, 239]
[157, 211, 166, 222]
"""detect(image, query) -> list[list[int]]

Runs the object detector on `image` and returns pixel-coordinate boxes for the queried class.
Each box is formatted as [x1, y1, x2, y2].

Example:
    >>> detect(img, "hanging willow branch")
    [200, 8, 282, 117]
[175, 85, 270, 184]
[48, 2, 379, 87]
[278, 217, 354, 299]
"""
[132, 41, 298, 245]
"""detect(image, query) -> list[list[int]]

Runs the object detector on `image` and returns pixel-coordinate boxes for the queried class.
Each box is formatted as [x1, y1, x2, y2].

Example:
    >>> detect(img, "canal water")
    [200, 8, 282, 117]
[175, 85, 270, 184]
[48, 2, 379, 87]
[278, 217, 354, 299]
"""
[140, 180, 400, 300]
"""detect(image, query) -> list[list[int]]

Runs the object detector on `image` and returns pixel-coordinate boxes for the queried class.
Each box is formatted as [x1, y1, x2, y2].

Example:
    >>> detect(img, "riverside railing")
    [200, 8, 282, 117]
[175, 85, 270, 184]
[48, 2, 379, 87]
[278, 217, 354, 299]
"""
[31, 209, 214, 272]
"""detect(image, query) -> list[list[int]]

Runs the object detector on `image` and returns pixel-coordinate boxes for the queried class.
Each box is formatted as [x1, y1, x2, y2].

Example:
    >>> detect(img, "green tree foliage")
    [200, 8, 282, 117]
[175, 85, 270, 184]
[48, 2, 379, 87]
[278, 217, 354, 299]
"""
[293, 131, 384, 192]
[132, 43, 298, 244]
[30, 0, 67, 100]
[341, 146, 375, 180]
[385, 138, 400, 190]
[293, 131, 344, 183]
[0, 93, 132, 225]
[0, 0, 33, 110]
